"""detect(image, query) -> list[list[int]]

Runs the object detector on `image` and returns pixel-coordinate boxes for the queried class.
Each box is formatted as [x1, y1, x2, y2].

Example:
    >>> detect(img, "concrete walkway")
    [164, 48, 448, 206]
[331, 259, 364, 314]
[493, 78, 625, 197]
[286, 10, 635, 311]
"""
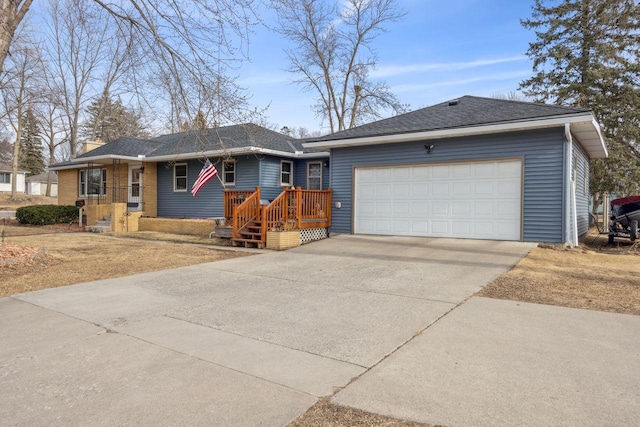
[1, 235, 536, 425]
[334, 297, 640, 427]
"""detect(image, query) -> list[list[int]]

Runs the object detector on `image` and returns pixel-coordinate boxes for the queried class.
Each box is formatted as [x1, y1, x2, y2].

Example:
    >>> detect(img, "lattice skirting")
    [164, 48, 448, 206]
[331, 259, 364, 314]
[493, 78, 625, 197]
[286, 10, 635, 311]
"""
[300, 227, 328, 244]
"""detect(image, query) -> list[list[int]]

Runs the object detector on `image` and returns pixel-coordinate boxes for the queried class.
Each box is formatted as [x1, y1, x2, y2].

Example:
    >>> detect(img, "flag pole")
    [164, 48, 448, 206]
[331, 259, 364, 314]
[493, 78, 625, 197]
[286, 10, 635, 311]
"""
[216, 173, 225, 188]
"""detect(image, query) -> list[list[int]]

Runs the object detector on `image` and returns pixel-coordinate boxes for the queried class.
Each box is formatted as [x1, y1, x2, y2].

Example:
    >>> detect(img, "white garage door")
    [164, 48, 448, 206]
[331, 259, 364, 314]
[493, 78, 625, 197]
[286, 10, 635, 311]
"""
[354, 160, 522, 240]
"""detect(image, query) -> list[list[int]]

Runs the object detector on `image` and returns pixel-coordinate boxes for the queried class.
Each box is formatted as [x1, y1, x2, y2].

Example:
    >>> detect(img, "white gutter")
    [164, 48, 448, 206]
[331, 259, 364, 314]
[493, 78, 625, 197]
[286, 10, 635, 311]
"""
[69, 154, 144, 163]
[48, 163, 90, 171]
[303, 113, 600, 149]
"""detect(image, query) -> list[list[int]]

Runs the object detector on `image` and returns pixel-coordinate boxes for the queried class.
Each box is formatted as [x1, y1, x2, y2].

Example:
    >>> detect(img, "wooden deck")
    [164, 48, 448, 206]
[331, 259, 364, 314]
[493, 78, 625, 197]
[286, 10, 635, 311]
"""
[225, 187, 332, 248]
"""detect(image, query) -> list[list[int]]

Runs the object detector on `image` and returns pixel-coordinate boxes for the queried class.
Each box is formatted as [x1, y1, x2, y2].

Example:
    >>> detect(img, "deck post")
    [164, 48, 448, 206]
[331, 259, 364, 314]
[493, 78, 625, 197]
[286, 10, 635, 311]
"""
[261, 204, 267, 243]
[296, 187, 302, 229]
[327, 188, 332, 227]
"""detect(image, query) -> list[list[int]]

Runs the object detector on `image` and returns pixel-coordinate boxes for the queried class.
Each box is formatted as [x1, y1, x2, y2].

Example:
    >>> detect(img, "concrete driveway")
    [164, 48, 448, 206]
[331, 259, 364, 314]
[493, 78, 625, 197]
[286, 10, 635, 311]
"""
[1, 235, 533, 426]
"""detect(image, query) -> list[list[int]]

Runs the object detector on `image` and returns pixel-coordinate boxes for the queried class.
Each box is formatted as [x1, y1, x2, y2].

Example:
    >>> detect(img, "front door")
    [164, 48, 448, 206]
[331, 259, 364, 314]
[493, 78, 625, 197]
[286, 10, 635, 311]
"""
[128, 165, 142, 210]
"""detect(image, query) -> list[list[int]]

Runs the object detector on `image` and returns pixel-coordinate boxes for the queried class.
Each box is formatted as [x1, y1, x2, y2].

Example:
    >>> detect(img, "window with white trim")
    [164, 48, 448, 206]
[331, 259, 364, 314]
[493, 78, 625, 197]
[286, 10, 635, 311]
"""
[0, 172, 10, 184]
[223, 160, 236, 186]
[307, 161, 322, 190]
[174, 163, 187, 191]
[78, 168, 107, 196]
[280, 160, 293, 186]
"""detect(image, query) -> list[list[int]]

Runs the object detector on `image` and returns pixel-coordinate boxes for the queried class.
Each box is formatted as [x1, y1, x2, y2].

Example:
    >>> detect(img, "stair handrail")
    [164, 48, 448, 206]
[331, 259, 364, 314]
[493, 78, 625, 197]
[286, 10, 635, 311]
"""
[261, 187, 292, 242]
[232, 187, 261, 240]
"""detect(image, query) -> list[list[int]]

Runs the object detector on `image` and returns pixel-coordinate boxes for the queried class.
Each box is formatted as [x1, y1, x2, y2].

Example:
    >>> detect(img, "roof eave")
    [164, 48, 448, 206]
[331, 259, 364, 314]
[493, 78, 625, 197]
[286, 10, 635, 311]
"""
[72, 154, 145, 164]
[303, 113, 607, 158]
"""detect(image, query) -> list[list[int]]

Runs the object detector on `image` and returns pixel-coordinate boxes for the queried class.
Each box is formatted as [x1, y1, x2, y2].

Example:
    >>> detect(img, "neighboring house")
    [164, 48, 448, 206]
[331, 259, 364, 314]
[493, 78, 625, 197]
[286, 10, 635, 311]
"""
[50, 124, 330, 242]
[0, 162, 27, 193]
[25, 172, 58, 197]
[303, 96, 607, 246]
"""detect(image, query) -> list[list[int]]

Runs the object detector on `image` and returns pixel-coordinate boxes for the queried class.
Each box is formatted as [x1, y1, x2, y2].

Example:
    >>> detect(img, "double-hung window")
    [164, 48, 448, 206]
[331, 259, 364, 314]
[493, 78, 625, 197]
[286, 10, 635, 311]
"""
[79, 168, 107, 196]
[223, 160, 236, 186]
[307, 162, 322, 190]
[280, 160, 293, 186]
[174, 163, 188, 192]
[0, 172, 10, 184]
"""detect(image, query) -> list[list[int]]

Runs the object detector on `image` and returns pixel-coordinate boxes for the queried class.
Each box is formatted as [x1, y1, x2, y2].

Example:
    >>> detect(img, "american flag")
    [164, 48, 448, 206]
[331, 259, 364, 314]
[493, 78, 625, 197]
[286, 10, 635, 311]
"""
[191, 159, 218, 196]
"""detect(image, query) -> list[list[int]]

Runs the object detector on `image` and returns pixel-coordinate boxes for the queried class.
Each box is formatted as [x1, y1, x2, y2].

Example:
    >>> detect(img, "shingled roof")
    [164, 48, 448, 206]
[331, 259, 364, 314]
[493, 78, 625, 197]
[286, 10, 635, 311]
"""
[307, 96, 592, 142]
[50, 123, 324, 170]
[149, 123, 304, 157]
[75, 137, 160, 159]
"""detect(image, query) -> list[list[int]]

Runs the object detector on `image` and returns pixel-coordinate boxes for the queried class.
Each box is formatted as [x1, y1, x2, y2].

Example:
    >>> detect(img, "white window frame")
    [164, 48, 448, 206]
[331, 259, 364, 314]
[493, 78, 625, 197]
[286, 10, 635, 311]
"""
[307, 161, 322, 190]
[173, 163, 188, 192]
[223, 160, 236, 186]
[78, 168, 107, 196]
[280, 160, 293, 186]
[0, 172, 10, 184]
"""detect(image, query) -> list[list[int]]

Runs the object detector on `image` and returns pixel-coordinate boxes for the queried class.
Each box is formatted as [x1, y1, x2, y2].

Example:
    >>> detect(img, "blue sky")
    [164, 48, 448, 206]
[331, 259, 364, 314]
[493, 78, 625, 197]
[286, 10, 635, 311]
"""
[238, 0, 537, 133]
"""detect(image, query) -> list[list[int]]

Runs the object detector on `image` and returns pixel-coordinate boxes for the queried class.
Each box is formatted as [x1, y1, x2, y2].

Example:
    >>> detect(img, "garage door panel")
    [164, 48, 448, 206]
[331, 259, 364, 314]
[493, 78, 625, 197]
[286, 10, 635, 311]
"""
[394, 183, 410, 197]
[376, 168, 392, 181]
[453, 182, 471, 196]
[474, 162, 495, 176]
[376, 201, 393, 215]
[452, 164, 472, 177]
[355, 161, 521, 241]
[411, 183, 428, 197]
[452, 221, 471, 234]
[432, 183, 450, 195]
[431, 202, 449, 216]
[411, 220, 429, 233]
[431, 221, 450, 235]
[394, 202, 410, 216]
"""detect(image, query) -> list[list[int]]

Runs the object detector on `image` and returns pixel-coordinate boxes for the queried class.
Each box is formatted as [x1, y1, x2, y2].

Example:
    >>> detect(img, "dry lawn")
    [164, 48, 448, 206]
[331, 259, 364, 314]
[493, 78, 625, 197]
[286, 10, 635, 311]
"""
[0, 192, 57, 210]
[479, 231, 640, 315]
[290, 398, 432, 427]
[1, 228, 251, 298]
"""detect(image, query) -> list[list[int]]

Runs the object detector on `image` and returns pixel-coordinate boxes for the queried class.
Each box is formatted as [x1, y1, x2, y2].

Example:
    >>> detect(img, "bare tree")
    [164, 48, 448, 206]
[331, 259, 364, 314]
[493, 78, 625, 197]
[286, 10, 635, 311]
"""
[0, 32, 39, 197]
[0, 0, 33, 77]
[43, 0, 120, 157]
[271, 0, 407, 133]
[1, 0, 260, 148]
[491, 91, 527, 102]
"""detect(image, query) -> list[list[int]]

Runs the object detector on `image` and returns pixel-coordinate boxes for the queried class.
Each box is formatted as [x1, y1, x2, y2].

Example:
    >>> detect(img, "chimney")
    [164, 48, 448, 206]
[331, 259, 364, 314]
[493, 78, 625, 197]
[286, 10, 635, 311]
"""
[81, 139, 104, 154]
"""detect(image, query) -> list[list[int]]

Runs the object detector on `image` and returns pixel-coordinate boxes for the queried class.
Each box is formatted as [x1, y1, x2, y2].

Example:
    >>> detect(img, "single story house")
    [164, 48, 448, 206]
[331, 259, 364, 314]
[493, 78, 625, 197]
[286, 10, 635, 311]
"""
[303, 96, 607, 246]
[0, 162, 27, 193]
[26, 172, 58, 197]
[50, 124, 330, 242]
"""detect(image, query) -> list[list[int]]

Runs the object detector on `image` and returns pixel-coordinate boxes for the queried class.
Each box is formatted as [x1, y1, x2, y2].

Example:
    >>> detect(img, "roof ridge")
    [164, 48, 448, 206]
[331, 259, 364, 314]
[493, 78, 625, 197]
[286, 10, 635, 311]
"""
[460, 95, 590, 112]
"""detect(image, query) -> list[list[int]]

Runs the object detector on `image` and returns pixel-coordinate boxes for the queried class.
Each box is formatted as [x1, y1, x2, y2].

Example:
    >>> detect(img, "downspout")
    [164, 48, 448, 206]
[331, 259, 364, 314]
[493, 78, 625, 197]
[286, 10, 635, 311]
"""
[564, 124, 578, 247]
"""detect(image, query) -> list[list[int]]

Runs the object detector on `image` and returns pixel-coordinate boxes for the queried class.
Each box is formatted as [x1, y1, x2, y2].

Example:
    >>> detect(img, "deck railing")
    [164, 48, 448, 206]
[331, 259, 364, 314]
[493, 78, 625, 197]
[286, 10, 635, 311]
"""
[261, 187, 332, 241]
[224, 188, 258, 222]
[231, 188, 262, 240]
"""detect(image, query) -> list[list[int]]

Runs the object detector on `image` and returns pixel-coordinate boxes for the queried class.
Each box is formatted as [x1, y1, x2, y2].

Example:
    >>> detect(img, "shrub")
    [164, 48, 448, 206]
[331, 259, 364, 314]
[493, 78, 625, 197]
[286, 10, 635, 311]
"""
[16, 205, 79, 225]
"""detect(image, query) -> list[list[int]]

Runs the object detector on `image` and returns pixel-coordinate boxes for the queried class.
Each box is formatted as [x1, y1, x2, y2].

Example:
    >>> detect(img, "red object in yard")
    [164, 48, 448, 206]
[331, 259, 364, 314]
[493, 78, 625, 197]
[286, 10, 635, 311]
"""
[610, 195, 640, 207]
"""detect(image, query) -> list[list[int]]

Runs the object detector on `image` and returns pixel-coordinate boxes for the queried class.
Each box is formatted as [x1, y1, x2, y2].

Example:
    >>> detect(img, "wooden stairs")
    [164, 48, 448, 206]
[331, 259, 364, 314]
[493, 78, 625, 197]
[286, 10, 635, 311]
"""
[232, 220, 264, 249]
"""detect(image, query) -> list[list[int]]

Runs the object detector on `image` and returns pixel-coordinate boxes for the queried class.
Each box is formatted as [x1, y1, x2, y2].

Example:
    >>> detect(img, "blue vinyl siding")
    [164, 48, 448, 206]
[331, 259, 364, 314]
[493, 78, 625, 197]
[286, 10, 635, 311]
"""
[259, 155, 288, 201]
[329, 128, 566, 242]
[573, 139, 590, 237]
[157, 156, 260, 218]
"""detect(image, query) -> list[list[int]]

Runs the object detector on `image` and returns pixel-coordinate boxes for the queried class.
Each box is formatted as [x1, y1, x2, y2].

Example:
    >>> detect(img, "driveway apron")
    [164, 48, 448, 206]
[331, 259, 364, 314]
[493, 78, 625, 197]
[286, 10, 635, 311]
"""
[2, 235, 534, 426]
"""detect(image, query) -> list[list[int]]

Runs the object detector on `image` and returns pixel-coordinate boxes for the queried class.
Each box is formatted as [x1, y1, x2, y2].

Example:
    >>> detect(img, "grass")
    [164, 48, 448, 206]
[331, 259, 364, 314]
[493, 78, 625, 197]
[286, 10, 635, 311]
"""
[479, 229, 640, 315]
[0, 225, 252, 298]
